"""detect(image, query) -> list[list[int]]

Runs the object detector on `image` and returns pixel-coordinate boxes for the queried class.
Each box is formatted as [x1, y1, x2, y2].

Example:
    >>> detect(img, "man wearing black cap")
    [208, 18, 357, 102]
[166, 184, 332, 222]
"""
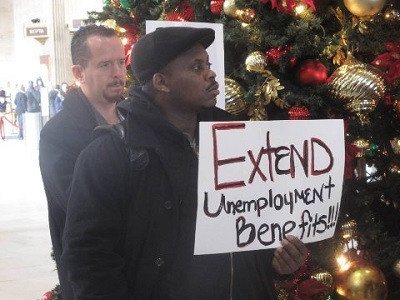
[62, 26, 308, 299]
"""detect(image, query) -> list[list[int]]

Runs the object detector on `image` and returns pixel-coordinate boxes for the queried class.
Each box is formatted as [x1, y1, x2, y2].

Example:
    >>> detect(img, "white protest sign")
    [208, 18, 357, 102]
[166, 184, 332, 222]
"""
[195, 119, 345, 255]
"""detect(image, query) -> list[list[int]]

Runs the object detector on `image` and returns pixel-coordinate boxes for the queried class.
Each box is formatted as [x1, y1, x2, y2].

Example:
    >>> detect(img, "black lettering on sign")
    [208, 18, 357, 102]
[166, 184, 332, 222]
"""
[202, 176, 336, 217]
[236, 216, 296, 247]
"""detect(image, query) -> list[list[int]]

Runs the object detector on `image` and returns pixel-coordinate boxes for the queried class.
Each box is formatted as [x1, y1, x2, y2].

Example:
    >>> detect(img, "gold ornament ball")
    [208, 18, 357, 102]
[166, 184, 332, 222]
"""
[393, 259, 400, 278]
[343, 0, 386, 17]
[224, 78, 248, 115]
[328, 55, 386, 112]
[223, 0, 239, 18]
[245, 51, 267, 73]
[335, 261, 388, 299]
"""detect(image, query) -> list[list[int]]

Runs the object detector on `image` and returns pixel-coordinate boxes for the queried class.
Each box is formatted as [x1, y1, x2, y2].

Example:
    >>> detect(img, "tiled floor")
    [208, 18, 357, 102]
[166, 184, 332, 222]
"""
[0, 136, 58, 299]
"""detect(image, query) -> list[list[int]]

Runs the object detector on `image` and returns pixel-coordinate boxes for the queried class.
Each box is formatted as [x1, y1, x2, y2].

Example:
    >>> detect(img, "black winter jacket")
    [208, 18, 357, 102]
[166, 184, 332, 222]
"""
[14, 91, 27, 115]
[62, 88, 278, 300]
[39, 88, 101, 300]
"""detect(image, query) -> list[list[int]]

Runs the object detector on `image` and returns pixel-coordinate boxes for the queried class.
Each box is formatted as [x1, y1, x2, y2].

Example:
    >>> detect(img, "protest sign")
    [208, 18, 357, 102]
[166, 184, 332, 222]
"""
[194, 120, 345, 255]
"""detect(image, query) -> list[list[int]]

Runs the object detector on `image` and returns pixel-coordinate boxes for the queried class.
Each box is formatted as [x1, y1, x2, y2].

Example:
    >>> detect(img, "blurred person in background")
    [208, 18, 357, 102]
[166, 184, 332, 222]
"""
[14, 84, 28, 139]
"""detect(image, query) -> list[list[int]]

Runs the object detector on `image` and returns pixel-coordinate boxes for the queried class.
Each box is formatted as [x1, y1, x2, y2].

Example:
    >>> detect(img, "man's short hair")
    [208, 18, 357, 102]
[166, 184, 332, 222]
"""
[71, 24, 118, 68]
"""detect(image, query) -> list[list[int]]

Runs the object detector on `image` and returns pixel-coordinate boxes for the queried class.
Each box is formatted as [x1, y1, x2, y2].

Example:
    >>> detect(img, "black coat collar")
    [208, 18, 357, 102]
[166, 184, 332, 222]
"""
[62, 88, 99, 130]
[118, 87, 235, 151]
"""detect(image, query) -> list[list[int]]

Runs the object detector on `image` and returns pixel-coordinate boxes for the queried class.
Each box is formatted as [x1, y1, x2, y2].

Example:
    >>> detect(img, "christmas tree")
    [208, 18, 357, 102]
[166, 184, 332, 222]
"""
[43, 0, 400, 299]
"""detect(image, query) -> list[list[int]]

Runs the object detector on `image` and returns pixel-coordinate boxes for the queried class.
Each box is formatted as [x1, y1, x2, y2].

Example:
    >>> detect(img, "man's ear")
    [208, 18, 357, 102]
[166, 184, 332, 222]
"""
[152, 73, 170, 93]
[72, 65, 84, 83]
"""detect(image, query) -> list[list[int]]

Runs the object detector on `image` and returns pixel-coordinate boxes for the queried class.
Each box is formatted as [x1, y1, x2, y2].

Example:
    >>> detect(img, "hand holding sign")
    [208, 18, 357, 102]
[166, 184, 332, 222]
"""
[272, 235, 309, 275]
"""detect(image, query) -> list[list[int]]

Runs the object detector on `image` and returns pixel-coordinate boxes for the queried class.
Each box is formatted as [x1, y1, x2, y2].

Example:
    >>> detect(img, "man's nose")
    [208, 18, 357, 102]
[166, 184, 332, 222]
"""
[112, 62, 126, 77]
[207, 68, 217, 80]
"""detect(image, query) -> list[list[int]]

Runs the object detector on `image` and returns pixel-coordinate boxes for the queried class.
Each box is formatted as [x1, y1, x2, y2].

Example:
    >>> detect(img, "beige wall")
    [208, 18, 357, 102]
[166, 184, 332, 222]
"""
[0, 0, 17, 89]
[0, 0, 103, 90]
[0, 1, 14, 63]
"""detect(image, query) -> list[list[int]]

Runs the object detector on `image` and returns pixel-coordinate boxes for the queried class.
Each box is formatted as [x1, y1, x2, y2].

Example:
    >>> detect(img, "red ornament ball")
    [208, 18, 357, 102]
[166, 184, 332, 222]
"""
[295, 59, 328, 86]
[210, 0, 224, 15]
[42, 291, 53, 300]
[288, 105, 310, 120]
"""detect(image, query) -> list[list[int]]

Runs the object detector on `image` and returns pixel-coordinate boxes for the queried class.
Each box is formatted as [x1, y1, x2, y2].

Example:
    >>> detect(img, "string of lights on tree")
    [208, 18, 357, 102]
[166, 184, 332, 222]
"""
[41, 0, 400, 299]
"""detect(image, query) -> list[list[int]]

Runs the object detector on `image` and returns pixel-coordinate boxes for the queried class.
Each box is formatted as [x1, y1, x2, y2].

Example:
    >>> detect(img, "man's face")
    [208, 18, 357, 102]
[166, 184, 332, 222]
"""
[76, 35, 127, 105]
[161, 43, 219, 112]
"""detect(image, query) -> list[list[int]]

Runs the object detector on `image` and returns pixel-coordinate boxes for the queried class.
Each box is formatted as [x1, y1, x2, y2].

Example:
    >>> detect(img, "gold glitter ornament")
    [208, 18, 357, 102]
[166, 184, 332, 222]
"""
[347, 98, 378, 125]
[328, 54, 386, 124]
[224, 78, 248, 115]
[311, 270, 334, 287]
[245, 51, 267, 73]
[277, 288, 289, 300]
[393, 259, 400, 278]
[343, 0, 386, 17]
[352, 138, 370, 180]
[341, 219, 358, 240]
[335, 259, 388, 299]
[352, 138, 370, 157]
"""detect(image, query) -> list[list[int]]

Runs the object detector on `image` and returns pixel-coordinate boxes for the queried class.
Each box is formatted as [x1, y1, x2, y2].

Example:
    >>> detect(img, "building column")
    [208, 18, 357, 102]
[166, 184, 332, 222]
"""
[50, 0, 73, 86]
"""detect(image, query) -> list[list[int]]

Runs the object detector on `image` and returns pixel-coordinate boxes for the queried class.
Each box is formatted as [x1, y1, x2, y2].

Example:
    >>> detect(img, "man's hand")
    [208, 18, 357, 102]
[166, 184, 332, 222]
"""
[272, 235, 308, 275]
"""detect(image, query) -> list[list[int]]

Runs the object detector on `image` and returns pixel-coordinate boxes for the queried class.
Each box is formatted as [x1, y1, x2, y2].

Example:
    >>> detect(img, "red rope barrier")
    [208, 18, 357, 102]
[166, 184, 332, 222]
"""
[1, 112, 21, 129]
[0, 118, 4, 140]
[0, 111, 21, 140]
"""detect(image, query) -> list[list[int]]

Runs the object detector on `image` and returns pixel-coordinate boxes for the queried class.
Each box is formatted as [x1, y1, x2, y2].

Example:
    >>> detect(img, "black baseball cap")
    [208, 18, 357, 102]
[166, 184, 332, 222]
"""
[131, 26, 215, 84]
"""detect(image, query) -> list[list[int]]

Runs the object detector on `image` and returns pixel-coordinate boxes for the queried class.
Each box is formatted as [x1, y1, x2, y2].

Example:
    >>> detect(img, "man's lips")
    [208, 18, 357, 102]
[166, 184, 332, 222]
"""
[108, 80, 125, 88]
[208, 83, 220, 96]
